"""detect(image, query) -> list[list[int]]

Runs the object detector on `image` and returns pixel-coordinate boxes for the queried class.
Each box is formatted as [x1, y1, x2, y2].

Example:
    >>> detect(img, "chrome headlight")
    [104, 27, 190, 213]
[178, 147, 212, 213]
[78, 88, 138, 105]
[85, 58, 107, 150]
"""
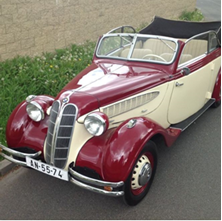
[26, 101, 44, 122]
[84, 112, 109, 136]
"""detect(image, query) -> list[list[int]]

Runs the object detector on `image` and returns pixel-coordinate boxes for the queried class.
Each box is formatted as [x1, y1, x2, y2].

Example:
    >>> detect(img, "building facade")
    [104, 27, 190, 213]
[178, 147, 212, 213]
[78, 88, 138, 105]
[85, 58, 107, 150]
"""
[0, 0, 196, 61]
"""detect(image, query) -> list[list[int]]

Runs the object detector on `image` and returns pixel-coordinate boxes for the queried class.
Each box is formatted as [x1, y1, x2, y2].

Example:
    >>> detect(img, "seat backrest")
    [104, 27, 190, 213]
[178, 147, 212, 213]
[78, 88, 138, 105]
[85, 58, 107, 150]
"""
[135, 40, 142, 48]
[120, 48, 152, 59]
[182, 39, 207, 58]
[143, 39, 175, 55]
[131, 49, 152, 59]
[120, 48, 130, 58]
[179, 54, 193, 64]
[160, 53, 174, 62]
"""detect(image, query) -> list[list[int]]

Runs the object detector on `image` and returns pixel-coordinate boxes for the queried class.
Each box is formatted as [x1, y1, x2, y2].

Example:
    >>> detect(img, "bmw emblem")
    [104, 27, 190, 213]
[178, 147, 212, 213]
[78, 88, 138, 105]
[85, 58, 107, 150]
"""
[62, 97, 69, 103]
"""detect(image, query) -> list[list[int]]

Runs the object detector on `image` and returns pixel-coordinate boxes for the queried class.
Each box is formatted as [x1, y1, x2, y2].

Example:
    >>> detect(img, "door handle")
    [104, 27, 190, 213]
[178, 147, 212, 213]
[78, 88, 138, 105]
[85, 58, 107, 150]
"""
[175, 82, 184, 87]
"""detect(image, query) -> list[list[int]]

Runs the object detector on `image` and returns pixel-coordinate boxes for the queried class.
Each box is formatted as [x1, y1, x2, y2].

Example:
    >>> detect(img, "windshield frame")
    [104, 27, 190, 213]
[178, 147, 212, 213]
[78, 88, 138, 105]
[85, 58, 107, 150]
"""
[96, 33, 179, 65]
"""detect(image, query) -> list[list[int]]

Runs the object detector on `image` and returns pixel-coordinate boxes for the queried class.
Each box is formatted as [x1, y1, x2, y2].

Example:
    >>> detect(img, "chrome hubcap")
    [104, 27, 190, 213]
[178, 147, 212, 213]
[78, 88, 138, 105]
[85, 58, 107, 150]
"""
[131, 155, 152, 189]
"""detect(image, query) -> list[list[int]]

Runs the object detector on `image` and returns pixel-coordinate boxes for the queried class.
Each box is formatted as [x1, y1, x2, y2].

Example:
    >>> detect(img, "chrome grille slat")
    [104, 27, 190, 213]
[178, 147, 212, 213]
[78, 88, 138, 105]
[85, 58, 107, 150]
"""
[45, 101, 77, 169]
[45, 101, 60, 164]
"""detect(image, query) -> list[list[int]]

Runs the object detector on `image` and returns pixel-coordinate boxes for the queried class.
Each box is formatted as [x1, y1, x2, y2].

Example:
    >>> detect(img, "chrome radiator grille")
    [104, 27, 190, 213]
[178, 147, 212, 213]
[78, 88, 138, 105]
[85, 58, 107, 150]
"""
[45, 101, 77, 169]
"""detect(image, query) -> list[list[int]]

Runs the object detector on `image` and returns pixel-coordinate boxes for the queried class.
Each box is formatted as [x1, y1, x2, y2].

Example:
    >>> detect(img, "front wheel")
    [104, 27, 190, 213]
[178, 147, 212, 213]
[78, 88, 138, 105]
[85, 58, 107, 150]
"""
[123, 140, 157, 206]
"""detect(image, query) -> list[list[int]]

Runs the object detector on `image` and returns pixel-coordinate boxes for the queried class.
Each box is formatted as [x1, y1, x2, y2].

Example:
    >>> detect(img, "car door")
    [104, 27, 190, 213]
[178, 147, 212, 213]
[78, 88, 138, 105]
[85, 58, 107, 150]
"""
[168, 32, 219, 124]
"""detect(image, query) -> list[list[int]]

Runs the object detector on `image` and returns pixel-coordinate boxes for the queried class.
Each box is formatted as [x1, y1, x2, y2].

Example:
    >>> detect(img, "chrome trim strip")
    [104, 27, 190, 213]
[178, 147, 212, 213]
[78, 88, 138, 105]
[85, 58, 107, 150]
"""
[0, 143, 42, 166]
[51, 100, 61, 165]
[184, 30, 217, 44]
[69, 166, 124, 188]
[0, 144, 41, 159]
[55, 103, 78, 168]
[178, 54, 206, 69]
[96, 33, 179, 65]
[0, 152, 27, 167]
[69, 177, 124, 197]
[178, 30, 217, 67]
[107, 25, 136, 34]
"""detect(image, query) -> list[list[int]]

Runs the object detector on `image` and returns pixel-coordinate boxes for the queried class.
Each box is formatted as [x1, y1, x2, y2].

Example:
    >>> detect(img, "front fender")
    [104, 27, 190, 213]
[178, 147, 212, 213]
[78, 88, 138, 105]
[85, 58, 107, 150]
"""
[6, 95, 54, 153]
[76, 117, 181, 182]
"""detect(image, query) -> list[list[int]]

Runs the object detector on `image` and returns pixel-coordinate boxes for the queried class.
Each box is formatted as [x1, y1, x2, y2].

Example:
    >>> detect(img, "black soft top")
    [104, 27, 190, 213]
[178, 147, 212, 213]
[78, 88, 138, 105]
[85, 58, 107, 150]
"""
[140, 16, 221, 42]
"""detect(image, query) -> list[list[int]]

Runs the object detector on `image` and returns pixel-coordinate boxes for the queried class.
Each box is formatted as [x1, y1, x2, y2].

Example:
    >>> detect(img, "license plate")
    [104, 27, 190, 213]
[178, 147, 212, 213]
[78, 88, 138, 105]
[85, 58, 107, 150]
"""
[26, 157, 69, 181]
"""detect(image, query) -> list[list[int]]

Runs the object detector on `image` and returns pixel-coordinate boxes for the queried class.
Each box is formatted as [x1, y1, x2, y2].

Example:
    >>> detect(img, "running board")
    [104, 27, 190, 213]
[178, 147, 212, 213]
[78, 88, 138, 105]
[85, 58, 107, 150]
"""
[170, 99, 215, 131]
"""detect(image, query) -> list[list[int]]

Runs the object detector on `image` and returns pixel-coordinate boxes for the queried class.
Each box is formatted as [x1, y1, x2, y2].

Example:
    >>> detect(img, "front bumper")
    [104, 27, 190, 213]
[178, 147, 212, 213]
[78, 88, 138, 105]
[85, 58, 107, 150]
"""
[0, 144, 124, 197]
[0, 144, 42, 166]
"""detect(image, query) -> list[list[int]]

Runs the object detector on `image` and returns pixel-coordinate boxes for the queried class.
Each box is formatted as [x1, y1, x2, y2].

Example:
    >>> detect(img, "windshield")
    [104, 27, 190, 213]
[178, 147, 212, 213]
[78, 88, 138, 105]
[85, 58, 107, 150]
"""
[96, 34, 178, 64]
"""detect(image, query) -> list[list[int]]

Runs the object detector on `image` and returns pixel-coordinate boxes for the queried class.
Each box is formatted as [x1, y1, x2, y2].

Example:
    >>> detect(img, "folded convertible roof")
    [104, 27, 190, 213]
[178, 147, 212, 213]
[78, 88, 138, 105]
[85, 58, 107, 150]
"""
[140, 16, 221, 39]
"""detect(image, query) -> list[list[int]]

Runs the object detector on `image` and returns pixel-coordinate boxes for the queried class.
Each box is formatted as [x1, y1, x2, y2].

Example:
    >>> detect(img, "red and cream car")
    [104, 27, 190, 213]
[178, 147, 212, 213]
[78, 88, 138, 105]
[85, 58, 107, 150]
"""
[0, 17, 221, 206]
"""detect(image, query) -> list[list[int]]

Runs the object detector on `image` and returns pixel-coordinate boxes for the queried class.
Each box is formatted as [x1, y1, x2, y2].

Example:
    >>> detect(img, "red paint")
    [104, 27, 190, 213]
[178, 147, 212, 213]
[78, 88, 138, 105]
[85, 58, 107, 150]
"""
[212, 68, 221, 102]
[6, 95, 54, 153]
[62, 60, 175, 107]
[76, 117, 181, 182]
[55, 91, 100, 118]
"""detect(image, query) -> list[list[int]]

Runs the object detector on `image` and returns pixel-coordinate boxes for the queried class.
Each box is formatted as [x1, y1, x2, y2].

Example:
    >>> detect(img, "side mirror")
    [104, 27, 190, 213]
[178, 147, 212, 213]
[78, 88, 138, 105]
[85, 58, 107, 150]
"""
[181, 67, 190, 76]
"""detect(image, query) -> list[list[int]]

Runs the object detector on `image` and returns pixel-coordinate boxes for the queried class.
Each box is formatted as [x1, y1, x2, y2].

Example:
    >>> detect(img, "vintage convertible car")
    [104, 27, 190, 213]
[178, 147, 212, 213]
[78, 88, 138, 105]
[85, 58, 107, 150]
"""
[0, 17, 221, 206]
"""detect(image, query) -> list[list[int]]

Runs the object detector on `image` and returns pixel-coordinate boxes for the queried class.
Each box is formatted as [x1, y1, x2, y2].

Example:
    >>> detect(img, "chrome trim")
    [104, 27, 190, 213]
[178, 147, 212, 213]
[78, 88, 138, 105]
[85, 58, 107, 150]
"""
[69, 177, 124, 197]
[26, 101, 45, 121]
[69, 166, 124, 197]
[50, 100, 61, 165]
[96, 33, 179, 65]
[0, 143, 42, 166]
[127, 119, 137, 128]
[49, 101, 78, 168]
[69, 166, 123, 188]
[84, 112, 107, 136]
[178, 30, 217, 67]
[127, 35, 138, 59]
[184, 30, 217, 44]
[178, 54, 206, 69]
[175, 82, 184, 87]
[107, 25, 136, 34]
[25, 95, 36, 103]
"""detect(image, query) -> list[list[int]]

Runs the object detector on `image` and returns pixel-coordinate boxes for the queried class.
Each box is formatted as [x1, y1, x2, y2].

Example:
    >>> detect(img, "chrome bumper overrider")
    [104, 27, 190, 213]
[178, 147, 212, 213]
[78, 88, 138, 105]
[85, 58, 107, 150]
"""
[0, 144, 42, 166]
[0, 144, 124, 197]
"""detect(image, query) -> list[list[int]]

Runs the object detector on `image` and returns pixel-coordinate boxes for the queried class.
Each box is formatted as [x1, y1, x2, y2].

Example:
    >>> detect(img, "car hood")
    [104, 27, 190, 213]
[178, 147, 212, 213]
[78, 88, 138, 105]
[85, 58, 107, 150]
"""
[61, 61, 170, 107]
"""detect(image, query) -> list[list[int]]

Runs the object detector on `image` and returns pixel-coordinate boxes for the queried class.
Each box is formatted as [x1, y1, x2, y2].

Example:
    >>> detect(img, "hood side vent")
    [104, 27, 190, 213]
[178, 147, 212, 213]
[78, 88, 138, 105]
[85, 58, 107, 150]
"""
[102, 91, 159, 118]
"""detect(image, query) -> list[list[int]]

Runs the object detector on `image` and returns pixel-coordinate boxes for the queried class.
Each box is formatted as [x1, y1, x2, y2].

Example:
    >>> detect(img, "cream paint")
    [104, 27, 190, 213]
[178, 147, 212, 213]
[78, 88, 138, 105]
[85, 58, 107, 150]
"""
[43, 118, 93, 170]
[100, 82, 169, 128]
[208, 56, 221, 94]
[168, 58, 220, 124]
[65, 122, 93, 169]
[146, 81, 174, 128]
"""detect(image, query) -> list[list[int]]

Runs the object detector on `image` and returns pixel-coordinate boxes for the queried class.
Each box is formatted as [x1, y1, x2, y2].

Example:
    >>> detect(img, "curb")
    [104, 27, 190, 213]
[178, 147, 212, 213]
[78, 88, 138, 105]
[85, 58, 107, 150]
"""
[0, 160, 18, 177]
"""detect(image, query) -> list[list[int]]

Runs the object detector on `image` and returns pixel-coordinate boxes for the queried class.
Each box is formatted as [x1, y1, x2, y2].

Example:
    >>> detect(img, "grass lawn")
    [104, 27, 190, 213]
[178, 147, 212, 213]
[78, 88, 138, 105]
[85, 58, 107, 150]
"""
[0, 42, 95, 156]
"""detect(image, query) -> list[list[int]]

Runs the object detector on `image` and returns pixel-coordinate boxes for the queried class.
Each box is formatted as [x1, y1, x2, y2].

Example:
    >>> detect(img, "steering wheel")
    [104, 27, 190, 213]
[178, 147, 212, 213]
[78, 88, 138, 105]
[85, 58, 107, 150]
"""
[142, 54, 167, 62]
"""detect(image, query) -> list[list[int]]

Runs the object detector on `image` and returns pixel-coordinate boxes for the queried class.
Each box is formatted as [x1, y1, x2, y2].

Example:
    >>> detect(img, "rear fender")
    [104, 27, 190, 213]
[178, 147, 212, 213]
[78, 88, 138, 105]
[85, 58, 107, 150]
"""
[212, 68, 221, 102]
[76, 117, 181, 182]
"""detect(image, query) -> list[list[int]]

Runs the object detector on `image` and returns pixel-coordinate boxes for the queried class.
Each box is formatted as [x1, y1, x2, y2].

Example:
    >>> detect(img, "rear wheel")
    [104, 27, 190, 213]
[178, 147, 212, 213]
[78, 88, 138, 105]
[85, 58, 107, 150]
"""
[123, 140, 157, 206]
